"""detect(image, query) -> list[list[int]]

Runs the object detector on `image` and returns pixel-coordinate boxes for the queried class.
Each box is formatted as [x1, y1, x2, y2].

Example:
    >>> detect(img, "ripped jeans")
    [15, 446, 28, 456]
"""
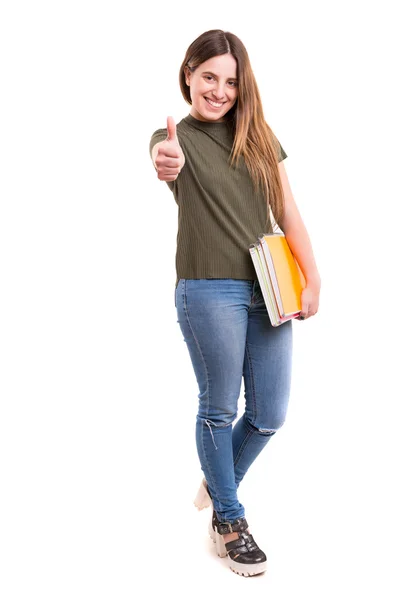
[175, 278, 293, 523]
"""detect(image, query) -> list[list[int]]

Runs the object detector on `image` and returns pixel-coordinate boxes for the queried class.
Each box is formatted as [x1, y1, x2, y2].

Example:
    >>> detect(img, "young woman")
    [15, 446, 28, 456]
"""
[149, 30, 320, 577]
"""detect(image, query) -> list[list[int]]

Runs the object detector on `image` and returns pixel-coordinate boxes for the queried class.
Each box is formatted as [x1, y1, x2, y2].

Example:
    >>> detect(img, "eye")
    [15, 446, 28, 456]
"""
[204, 75, 215, 81]
[228, 81, 238, 87]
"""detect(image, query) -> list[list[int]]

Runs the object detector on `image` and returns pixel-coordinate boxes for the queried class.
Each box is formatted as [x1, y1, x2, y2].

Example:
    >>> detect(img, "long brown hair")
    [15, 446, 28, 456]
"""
[179, 29, 286, 229]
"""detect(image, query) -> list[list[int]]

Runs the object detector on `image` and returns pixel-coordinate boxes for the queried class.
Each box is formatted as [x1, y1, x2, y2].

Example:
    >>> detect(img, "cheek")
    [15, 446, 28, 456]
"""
[194, 82, 208, 97]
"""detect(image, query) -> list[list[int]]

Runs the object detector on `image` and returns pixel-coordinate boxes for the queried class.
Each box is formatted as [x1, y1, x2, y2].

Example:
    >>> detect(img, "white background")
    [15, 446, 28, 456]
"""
[1, 1, 399, 598]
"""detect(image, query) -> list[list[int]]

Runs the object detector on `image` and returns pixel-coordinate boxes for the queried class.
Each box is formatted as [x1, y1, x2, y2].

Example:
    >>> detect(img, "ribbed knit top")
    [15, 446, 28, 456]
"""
[149, 114, 287, 286]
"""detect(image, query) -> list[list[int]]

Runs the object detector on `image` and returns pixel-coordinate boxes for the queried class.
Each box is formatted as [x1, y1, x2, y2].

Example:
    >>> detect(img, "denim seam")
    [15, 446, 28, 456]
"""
[182, 279, 211, 402]
[234, 342, 257, 468]
[233, 420, 255, 468]
[245, 340, 258, 425]
[182, 280, 221, 516]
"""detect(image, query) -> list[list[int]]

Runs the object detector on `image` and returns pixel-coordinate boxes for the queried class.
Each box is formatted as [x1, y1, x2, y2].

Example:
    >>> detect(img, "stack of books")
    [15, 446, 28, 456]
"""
[249, 233, 306, 327]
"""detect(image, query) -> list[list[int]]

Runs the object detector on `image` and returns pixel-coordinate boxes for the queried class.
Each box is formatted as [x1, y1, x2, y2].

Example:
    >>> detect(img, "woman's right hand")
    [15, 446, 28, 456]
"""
[153, 116, 185, 182]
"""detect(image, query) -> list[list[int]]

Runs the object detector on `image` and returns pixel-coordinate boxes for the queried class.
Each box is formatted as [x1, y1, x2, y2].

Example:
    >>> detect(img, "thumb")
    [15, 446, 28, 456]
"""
[166, 116, 177, 142]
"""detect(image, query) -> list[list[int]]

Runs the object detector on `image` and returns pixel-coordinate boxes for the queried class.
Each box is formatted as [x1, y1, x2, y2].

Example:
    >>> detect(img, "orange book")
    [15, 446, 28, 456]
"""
[249, 233, 306, 326]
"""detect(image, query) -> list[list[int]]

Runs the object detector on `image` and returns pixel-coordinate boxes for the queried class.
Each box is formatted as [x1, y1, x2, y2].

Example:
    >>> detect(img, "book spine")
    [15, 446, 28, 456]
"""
[250, 244, 280, 326]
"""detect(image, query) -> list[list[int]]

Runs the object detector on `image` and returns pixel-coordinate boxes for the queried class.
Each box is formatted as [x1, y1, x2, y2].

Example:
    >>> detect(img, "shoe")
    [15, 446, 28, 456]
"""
[193, 478, 212, 511]
[195, 479, 268, 576]
[193, 478, 216, 542]
[212, 514, 267, 577]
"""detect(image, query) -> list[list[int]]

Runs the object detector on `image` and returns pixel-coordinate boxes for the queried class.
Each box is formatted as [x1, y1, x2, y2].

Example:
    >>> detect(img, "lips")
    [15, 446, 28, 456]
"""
[204, 97, 225, 108]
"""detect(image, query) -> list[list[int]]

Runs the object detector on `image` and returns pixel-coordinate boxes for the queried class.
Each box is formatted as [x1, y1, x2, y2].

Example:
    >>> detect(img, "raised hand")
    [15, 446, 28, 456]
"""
[153, 117, 185, 182]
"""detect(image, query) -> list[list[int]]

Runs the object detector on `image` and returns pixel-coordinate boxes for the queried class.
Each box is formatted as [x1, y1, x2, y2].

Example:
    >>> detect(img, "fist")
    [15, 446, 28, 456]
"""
[154, 116, 185, 182]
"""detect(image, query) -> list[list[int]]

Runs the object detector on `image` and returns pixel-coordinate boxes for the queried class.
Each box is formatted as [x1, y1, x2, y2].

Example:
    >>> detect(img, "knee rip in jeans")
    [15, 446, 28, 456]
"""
[245, 415, 279, 437]
[203, 418, 234, 451]
[258, 428, 277, 436]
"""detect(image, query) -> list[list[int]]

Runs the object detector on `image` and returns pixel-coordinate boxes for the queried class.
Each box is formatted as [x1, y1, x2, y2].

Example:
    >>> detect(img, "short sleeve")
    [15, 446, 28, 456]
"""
[278, 141, 287, 162]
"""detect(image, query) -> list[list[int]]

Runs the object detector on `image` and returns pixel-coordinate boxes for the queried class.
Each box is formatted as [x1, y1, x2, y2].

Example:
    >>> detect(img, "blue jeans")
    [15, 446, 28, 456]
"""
[175, 278, 293, 523]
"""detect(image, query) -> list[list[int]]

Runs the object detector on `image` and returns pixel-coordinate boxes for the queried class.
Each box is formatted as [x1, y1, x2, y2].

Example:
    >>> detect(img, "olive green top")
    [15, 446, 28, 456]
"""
[149, 114, 287, 286]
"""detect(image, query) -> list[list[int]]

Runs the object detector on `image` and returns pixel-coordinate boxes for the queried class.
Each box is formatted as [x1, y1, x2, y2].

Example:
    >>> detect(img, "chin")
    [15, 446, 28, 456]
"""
[206, 113, 226, 121]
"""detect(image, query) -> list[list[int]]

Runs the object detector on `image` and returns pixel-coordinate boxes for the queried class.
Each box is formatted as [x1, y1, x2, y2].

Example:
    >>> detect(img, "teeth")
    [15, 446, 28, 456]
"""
[206, 98, 223, 108]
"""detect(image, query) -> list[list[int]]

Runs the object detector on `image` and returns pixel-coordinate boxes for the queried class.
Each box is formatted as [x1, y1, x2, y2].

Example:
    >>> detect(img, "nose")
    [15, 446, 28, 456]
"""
[211, 82, 226, 100]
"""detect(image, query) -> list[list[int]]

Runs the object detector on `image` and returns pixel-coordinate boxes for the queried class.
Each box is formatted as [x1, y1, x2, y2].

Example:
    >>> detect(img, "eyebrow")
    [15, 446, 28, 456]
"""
[201, 71, 238, 80]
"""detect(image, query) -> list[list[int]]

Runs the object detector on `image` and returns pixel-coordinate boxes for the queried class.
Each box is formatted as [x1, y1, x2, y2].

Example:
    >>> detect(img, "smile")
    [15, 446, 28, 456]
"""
[204, 97, 225, 108]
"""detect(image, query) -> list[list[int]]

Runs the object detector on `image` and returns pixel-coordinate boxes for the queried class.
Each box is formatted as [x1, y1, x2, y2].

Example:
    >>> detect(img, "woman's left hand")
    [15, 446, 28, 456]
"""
[296, 283, 320, 320]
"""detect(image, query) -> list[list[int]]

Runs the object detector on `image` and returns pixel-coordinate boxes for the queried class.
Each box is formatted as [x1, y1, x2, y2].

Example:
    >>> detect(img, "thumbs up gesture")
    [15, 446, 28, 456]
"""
[153, 117, 185, 182]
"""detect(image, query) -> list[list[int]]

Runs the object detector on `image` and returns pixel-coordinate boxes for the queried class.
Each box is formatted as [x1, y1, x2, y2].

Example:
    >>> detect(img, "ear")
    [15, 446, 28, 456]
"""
[184, 66, 191, 87]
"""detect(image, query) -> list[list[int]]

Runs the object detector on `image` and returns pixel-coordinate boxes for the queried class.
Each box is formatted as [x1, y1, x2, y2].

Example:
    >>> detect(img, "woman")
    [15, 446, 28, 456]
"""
[149, 29, 320, 577]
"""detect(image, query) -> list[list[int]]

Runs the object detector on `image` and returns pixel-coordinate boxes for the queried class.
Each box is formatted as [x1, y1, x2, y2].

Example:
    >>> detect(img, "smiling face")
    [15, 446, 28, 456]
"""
[185, 54, 238, 122]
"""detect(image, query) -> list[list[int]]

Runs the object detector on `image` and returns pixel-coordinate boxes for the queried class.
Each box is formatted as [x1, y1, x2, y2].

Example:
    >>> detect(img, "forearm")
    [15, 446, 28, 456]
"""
[277, 162, 320, 288]
[282, 214, 321, 288]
